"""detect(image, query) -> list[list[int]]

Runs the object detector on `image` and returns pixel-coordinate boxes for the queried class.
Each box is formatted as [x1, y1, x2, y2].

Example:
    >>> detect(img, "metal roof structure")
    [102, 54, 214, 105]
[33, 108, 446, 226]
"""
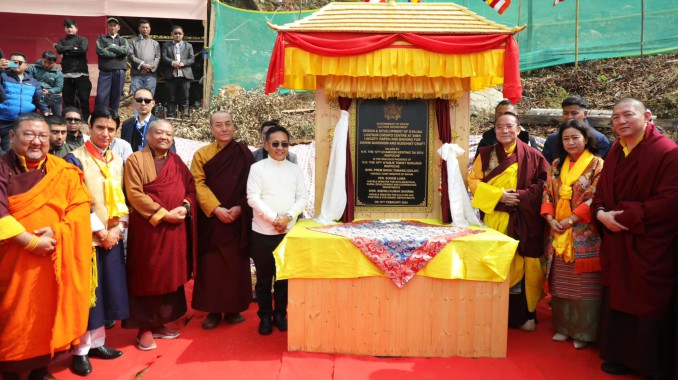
[268, 2, 524, 34]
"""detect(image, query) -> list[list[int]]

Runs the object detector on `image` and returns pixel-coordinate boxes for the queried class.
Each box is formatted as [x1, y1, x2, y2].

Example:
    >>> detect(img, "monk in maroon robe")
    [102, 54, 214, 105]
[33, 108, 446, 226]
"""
[190, 111, 254, 329]
[123, 119, 196, 351]
[469, 113, 549, 331]
[592, 98, 678, 378]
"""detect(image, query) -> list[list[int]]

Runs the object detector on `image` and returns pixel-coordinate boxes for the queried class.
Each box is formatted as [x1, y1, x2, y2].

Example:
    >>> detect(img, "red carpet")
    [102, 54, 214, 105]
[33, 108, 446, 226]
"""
[48, 282, 641, 380]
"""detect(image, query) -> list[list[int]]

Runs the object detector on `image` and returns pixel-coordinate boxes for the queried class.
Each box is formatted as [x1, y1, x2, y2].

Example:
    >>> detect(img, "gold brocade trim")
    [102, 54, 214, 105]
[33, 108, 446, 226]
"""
[350, 100, 435, 213]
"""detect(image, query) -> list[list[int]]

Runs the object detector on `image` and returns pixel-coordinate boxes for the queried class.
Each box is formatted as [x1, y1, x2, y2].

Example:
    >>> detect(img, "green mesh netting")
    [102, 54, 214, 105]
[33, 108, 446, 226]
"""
[210, 0, 678, 92]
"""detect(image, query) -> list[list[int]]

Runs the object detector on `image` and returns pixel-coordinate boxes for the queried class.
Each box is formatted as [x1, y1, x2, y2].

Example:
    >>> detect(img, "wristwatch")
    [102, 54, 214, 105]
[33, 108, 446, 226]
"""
[285, 213, 293, 221]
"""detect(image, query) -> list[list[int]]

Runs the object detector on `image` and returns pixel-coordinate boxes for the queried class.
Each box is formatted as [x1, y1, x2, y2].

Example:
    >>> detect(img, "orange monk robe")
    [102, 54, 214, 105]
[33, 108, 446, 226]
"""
[0, 155, 93, 362]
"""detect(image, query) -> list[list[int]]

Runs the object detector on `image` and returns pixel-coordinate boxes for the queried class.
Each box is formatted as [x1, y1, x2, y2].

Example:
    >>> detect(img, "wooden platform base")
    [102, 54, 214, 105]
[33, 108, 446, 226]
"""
[287, 275, 509, 358]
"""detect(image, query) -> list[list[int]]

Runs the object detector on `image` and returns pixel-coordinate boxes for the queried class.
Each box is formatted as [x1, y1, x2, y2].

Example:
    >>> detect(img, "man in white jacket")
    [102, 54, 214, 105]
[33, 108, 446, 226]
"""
[247, 125, 307, 335]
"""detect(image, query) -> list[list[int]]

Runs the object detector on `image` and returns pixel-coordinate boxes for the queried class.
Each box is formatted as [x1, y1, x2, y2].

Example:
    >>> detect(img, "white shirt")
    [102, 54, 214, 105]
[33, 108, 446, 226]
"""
[247, 157, 308, 235]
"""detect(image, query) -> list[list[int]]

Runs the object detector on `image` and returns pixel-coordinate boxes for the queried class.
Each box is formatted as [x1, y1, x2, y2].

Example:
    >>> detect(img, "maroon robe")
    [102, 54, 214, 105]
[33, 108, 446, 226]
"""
[478, 139, 549, 258]
[592, 123, 678, 377]
[191, 141, 254, 313]
[592, 123, 678, 318]
[126, 153, 197, 296]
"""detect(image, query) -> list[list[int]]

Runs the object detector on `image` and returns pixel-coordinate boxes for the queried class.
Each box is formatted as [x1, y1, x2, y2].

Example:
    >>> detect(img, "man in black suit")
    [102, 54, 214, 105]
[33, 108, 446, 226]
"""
[160, 26, 194, 119]
[121, 87, 175, 153]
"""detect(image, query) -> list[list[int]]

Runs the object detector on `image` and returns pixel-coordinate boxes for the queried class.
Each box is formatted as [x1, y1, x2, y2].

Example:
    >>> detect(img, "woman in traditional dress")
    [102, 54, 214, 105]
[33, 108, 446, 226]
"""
[541, 119, 604, 349]
[468, 112, 549, 332]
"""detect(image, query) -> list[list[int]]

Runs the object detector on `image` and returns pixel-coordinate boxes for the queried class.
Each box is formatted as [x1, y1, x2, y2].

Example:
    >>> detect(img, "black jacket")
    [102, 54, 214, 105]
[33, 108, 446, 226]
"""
[55, 35, 89, 74]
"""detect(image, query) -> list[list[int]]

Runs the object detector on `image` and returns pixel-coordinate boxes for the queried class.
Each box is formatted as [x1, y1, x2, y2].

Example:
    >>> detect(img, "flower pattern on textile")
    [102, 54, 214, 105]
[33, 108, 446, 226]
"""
[310, 220, 484, 288]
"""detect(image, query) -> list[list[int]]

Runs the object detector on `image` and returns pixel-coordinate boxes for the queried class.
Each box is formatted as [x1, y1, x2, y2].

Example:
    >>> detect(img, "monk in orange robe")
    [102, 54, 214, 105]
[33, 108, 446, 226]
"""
[0, 113, 92, 380]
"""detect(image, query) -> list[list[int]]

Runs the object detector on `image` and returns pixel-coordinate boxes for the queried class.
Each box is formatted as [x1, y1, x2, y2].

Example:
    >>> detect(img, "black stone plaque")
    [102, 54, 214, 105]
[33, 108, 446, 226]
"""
[355, 99, 430, 208]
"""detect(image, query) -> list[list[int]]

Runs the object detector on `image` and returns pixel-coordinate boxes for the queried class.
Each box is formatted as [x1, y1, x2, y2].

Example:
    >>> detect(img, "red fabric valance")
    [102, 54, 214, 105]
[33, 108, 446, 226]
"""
[266, 32, 522, 102]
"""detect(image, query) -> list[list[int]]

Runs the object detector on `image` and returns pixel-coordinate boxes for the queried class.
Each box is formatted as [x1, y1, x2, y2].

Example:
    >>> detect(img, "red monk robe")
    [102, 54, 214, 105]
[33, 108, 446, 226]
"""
[190, 141, 254, 314]
[0, 152, 92, 367]
[123, 147, 196, 328]
[592, 123, 678, 377]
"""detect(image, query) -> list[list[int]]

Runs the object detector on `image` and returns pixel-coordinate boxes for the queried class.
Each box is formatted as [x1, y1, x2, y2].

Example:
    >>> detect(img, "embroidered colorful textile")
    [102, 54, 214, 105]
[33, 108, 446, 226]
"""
[310, 220, 484, 288]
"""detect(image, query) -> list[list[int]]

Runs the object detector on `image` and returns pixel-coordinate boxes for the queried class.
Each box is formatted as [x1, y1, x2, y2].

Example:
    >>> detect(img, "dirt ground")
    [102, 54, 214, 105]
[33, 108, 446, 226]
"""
[165, 53, 678, 145]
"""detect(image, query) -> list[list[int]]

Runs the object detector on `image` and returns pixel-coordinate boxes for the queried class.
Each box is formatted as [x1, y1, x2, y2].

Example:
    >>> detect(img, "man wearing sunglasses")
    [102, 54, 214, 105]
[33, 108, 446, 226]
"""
[63, 106, 87, 151]
[252, 120, 297, 164]
[121, 88, 176, 153]
[247, 125, 308, 335]
[0, 53, 49, 154]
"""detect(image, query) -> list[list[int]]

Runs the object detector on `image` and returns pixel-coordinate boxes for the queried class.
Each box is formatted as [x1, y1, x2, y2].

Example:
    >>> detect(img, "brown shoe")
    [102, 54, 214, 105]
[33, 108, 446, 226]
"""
[202, 313, 222, 330]
[151, 325, 180, 339]
[224, 313, 245, 324]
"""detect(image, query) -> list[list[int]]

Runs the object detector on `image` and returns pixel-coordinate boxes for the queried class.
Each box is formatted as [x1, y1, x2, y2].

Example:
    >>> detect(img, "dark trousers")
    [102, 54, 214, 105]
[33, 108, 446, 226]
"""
[62, 76, 92, 121]
[250, 231, 287, 320]
[95, 69, 126, 113]
[0, 120, 12, 154]
[40, 93, 63, 116]
[165, 77, 190, 117]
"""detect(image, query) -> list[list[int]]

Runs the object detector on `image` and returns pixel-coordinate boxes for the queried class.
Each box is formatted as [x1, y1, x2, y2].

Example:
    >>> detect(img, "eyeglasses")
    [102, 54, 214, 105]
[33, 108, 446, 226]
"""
[270, 141, 289, 148]
[22, 132, 50, 142]
[65, 117, 82, 123]
[11, 60, 26, 65]
[135, 98, 153, 104]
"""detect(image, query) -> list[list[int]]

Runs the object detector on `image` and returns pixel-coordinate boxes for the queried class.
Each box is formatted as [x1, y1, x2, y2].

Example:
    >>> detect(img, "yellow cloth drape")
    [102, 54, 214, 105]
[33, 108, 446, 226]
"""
[273, 219, 518, 283]
[90, 151, 129, 219]
[282, 46, 505, 99]
[472, 163, 518, 233]
[552, 150, 594, 263]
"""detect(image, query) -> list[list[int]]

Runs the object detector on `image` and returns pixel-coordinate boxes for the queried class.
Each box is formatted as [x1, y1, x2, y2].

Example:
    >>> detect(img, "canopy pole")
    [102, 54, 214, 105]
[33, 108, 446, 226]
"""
[574, 0, 580, 70]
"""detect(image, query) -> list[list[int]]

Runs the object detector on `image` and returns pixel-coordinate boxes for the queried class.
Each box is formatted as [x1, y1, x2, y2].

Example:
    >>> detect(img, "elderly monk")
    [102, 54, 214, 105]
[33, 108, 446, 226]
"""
[592, 98, 678, 379]
[123, 119, 196, 351]
[0, 113, 92, 380]
[65, 107, 129, 377]
[468, 112, 549, 332]
[190, 111, 254, 329]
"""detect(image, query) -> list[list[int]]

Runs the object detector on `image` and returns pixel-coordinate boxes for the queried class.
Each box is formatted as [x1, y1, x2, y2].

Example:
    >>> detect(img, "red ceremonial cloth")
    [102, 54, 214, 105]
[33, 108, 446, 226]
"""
[265, 32, 522, 102]
[591, 123, 678, 318]
[127, 153, 197, 296]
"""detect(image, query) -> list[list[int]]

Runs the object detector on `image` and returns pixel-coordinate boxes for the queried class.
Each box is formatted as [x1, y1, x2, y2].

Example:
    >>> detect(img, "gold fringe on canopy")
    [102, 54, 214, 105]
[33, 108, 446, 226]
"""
[281, 45, 506, 99]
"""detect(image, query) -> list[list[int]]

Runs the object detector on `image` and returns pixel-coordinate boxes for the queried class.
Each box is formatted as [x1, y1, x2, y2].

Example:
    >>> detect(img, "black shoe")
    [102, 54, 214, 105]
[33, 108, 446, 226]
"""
[224, 312, 245, 324]
[601, 362, 634, 375]
[202, 312, 222, 330]
[71, 355, 92, 376]
[88, 345, 123, 360]
[28, 367, 56, 380]
[273, 313, 288, 332]
[258, 318, 273, 335]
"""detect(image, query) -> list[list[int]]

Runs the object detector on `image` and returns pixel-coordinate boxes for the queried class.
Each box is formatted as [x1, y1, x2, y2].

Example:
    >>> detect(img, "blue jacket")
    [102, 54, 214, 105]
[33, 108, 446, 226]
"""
[0, 70, 48, 122]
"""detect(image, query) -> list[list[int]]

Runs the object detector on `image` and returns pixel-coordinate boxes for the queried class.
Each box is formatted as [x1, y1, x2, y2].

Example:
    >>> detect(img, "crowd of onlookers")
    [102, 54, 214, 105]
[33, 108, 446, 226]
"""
[1, 16, 677, 379]
[0, 17, 196, 154]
